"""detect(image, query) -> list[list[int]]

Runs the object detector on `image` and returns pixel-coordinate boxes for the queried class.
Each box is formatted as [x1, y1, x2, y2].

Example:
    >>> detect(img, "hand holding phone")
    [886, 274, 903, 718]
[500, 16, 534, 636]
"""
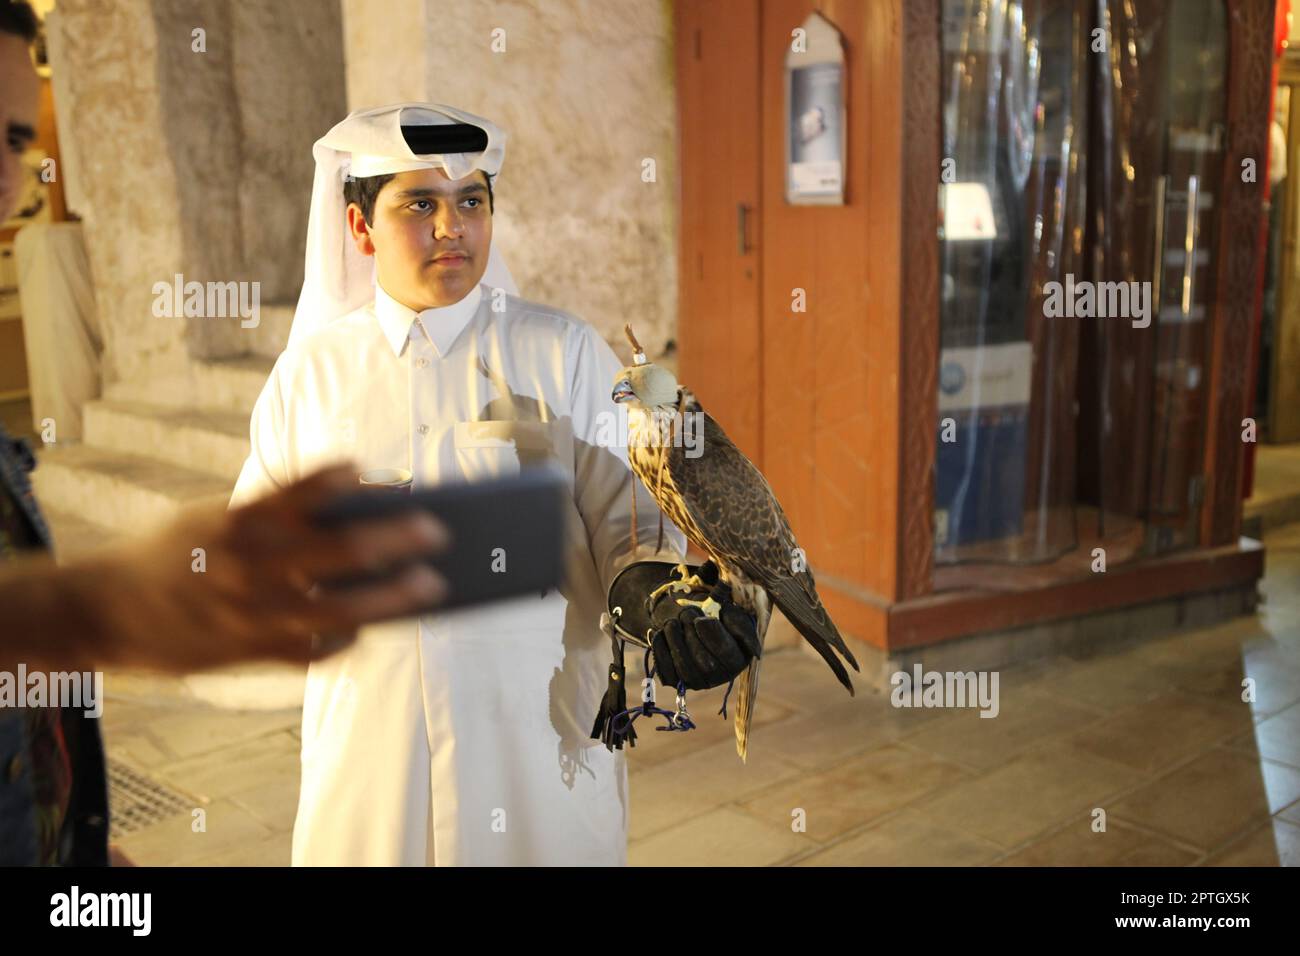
[312, 465, 569, 618]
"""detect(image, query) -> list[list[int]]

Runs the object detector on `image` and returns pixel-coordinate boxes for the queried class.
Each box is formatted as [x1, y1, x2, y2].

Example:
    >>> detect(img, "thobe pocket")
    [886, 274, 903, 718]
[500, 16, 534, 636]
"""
[452, 420, 556, 480]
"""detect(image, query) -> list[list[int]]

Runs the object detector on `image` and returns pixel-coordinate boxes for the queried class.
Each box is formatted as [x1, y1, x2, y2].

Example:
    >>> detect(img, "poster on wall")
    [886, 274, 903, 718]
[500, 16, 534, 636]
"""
[785, 11, 846, 205]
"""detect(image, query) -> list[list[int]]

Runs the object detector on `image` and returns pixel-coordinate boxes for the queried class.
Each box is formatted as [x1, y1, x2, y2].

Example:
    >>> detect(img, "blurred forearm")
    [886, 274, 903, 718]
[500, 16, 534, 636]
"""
[0, 552, 105, 671]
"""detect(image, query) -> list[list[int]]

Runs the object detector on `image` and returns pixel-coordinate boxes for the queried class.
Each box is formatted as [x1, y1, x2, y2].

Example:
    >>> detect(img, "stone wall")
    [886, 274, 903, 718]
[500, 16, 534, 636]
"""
[46, 0, 344, 383]
[230, 1, 347, 305]
[46, 0, 188, 385]
[342, 0, 680, 359]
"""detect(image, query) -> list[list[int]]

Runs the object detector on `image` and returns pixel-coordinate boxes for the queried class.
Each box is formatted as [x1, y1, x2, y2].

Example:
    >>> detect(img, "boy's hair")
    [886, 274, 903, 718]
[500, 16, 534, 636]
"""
[0, 0, 38, 42]
[344, 169, 495, 226]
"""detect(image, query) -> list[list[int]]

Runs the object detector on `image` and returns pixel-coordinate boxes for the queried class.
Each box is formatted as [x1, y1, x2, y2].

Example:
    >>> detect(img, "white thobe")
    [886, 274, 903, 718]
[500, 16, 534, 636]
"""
[229, 280, 685, 866]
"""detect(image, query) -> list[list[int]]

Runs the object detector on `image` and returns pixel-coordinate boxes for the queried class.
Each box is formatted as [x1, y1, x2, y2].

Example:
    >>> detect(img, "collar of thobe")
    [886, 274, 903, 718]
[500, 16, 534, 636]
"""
[373, 278, 483, 359]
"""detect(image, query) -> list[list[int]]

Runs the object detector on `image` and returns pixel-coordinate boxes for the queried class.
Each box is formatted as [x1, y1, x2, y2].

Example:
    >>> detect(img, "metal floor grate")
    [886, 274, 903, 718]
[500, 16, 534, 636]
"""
[107, 761, 195, 839]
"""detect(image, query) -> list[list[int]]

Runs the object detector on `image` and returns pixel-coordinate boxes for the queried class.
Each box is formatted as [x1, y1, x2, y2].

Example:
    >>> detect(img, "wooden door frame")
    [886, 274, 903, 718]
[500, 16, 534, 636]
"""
[895, 0, 941, 600]
[1201, 0, 1276, 545]
[1267, 49, 1300, 442]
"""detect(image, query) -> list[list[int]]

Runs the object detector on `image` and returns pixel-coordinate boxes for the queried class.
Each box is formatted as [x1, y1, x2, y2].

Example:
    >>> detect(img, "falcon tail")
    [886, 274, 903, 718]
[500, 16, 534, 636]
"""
[768, 577, 860, 695]
[734, 658, 761, 762]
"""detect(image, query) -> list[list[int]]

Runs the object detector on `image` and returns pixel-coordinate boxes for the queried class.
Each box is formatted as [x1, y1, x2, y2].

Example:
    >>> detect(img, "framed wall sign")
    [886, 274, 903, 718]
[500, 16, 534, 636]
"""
[785, 10, 847, 205]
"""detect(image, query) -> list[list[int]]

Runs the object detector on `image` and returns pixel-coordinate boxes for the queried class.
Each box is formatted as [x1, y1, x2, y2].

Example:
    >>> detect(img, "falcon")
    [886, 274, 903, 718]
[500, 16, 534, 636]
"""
[611, 326, 860, 760]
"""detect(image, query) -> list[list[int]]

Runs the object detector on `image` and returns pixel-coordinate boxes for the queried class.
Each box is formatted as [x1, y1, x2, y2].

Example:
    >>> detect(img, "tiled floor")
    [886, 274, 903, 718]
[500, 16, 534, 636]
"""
[102, 521, 1300, 866]
[1247, 443, 1300, 527]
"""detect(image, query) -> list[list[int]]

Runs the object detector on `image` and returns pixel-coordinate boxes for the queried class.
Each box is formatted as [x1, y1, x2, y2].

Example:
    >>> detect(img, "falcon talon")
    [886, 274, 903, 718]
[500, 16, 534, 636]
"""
[647, 563, 703, 600]
[672, 564, 706, 591]
[674, 595, 722, 618]
[648, 579, 693, 600]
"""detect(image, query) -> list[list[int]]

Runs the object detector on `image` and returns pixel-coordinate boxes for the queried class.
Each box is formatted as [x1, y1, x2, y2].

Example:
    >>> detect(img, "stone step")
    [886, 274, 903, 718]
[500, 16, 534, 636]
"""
[104, 663, 307, 711]
[183, 662, 306, 710]
[190, 355, 276, 412]
[32, 443, 232, 535]
[83, 399, 250, 483]
[104, 355, 276, 415]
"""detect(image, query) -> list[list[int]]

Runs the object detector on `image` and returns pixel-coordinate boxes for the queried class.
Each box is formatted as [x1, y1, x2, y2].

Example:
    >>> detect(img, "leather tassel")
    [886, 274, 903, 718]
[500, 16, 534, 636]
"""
[591, 644, 636, 751]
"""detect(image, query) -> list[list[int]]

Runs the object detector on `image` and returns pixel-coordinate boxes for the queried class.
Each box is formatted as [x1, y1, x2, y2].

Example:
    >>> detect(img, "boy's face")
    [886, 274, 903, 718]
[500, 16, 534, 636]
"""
[0, 33, 39, 223]
[347, 166, 492, 311]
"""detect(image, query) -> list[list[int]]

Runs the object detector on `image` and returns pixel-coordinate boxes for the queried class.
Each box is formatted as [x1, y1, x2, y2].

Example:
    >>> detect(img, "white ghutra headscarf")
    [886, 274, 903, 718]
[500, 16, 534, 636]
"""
[288, 102, 519, 348]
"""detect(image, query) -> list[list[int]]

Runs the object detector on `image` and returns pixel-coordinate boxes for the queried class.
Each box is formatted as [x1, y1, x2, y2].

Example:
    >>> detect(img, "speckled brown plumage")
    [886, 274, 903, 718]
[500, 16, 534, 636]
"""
[625, 387, 859, 760]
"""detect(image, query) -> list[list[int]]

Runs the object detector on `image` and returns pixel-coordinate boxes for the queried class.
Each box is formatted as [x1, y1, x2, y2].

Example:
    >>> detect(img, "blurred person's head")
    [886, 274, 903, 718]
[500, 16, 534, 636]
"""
[343, 166, 494, 311]
[0, 0, 39, 222]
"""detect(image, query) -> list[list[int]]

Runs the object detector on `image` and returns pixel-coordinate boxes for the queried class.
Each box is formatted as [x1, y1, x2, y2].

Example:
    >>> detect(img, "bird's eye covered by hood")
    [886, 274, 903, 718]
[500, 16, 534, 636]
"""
[611, 360, 679, 406]
[611, 377, 635, 403]
[612, 364, 643, 404]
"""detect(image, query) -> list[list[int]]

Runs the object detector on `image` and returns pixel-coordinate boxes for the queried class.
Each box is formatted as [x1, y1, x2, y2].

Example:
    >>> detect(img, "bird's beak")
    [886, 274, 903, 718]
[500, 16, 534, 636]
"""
[611, 379, 634, 404]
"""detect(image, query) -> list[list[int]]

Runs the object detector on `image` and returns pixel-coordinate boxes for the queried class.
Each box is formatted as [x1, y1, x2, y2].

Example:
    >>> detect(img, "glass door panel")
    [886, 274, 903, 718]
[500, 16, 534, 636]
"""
[1088, 0, 1227, 555]
[934, 0, 1230, 584]
[935, 0, 1091, 568]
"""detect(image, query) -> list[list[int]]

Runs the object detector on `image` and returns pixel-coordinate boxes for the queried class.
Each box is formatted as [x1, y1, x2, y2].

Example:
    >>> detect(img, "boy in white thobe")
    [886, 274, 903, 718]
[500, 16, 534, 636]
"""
[230, 103, 684, 866]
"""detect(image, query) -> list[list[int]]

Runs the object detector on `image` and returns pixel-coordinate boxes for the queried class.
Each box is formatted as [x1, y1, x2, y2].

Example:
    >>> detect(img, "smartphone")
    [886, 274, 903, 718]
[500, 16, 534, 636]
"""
[312, 464, 569, 615]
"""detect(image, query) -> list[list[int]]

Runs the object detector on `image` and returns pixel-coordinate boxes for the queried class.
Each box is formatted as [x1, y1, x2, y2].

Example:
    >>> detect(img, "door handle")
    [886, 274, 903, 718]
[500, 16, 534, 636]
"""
[1151, 174, 1169, 314]
[737, 203, 752, 255]
[1182, 175, 1199, 316]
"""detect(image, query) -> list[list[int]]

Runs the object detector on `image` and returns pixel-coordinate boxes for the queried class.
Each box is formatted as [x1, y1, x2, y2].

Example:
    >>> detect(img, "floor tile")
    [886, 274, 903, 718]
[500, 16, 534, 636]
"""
[795, 809, 1004, 866]
[744, 688, 950, 772]
[1112, 750, 1300, 851]
[145, 707, 301, 761]
[115, 798, 274, 866]
[737, 743, 971, 841]
[628, 737, 804, 842]
[1067, 692, 1251, 773]
[911, 744, 1143, 849]
[154, 730, 300, 803]
[629, 806, 807, 867]
[1250, 702, 1300, 769]
[903, 688, 1102, 771]
[1200, 818, 1300, 866]
[996, 819, 1198, 866]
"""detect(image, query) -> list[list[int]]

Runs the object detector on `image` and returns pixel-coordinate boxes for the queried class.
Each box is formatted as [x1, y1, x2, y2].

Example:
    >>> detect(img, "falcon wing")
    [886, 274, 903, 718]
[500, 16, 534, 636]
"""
[665, 398, 859, 690]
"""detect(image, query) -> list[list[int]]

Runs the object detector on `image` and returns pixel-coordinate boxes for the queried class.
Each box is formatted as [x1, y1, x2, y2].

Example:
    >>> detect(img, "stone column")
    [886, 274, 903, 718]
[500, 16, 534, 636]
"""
[45, 0, 345, 385]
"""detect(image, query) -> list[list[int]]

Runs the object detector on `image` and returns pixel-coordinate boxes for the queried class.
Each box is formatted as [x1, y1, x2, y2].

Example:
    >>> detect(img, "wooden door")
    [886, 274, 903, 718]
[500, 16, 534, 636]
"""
[674, 0, 764, 464]
[676, 1, 915, 609]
